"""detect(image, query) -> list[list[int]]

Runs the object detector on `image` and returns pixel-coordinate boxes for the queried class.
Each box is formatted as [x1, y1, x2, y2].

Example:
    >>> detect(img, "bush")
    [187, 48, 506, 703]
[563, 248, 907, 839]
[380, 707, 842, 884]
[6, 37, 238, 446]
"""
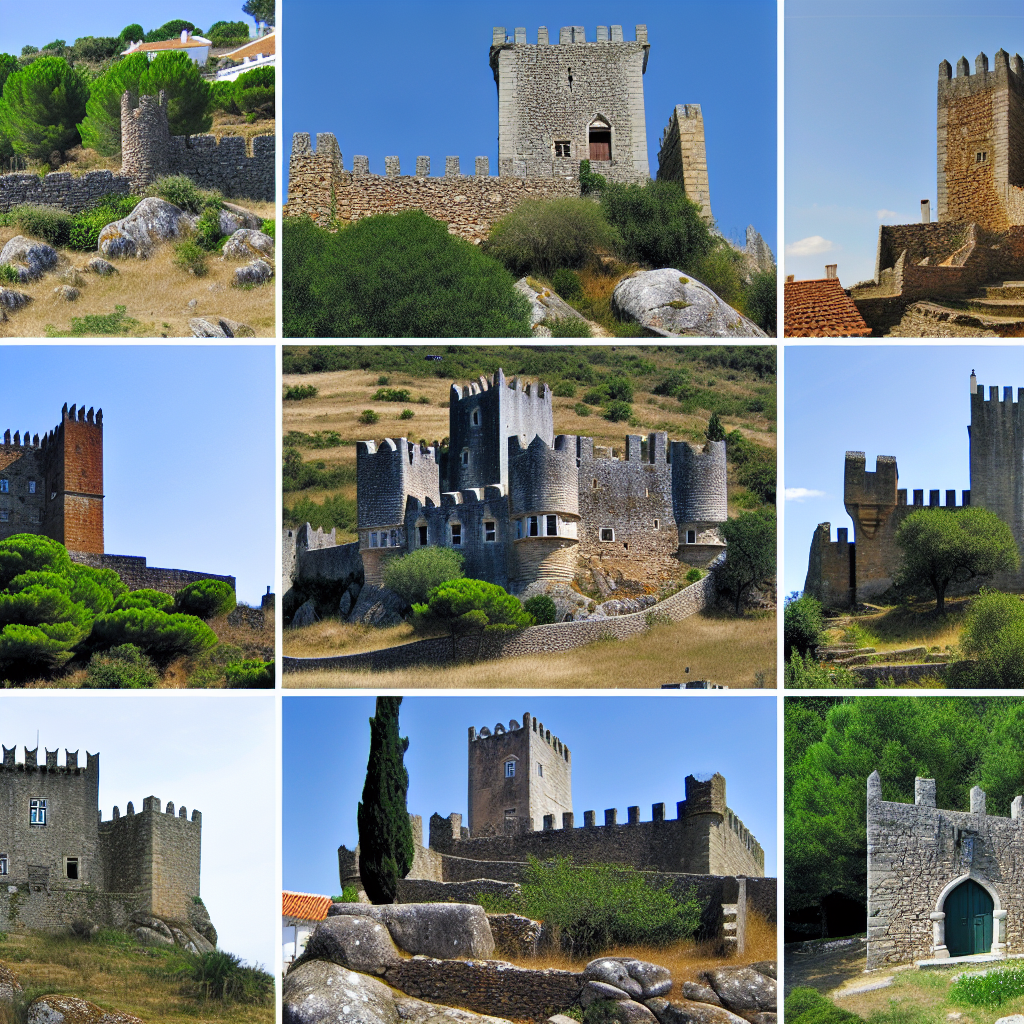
[399, 409, 414, 420]
[744, 268, 777, 336]
[951, 963, 1024, 1008]
[373, 388, 411, 402]
[359, 409, 380, 425]
[600, 178, 714, 272]
[174, 579, 236, 620]
[83, 643, 159, 689]
[89, 608, 219, 663]
[145, 20, 196, 42]
[173, 237, 209, 276]
[957, 589, 1024, 688]
[549, 317, 592, 338]
[579, 159, 607, 196]
[523, 594, 556, 624]
[784, 595, 823, 661]
[113, 589, 175, 612]
[284, 212, 533, 337]
[685, 568, 703, 583]
[553, 380, 576, 398]
[574, 402, 591, 417]
[381, 547, 465, 605]
[70, 36, 121, 62]
[194, 204, 223, 251]
[152, 174, 206, 213]
[483, 198, 620, 276]
[692, 243, 745, 308]
[604, 400, 632, 422]
[551, 267, 583, 300]
[68, 194, 142, 251]
[284, 384, 318, 400]
[716, 507, 776, 614]
[784, 987, 863, 1024]
[10, 204, 74, 246]
[176, 949, 274, 1006]
[0, 56, 89, 161]
[224, 659, 274, 688]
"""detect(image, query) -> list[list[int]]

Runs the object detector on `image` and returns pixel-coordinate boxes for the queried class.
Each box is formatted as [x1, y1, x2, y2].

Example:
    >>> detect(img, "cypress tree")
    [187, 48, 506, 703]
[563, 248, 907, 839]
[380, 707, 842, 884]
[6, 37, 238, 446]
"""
[357, 697, 415, 904]
[706, 411, 726, 442]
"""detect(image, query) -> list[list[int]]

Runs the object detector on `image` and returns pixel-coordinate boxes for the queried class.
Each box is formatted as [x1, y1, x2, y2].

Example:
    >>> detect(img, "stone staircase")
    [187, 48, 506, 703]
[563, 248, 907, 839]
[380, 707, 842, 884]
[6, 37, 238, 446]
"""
[722, 902, 740, 954]
[890, 283, 1024, 337]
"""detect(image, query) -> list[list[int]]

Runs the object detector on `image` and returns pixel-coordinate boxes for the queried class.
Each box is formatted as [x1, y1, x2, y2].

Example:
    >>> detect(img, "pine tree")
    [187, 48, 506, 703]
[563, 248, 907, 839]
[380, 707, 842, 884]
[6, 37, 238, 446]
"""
[357, 697, 415, 904]
[706, 411, 726, 442]
[0, 56, 89, 163]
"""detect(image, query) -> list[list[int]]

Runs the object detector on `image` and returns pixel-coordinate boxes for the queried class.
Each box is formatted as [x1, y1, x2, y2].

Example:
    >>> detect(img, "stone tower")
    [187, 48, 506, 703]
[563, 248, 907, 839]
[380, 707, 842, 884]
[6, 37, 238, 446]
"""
[0, 403, 104, 555]
[120, 90, 171, 192]
[936, 49, 1024, 231]
[467, 713, 571, 836]
[489, 25, 650, 182]
[657, 104, 714, 221]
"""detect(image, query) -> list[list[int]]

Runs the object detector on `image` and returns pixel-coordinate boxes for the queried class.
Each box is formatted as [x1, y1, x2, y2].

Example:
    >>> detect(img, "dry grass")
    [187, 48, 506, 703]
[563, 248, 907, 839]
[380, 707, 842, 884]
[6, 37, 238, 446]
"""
[0, 213, 275, 338]
[822, 597, 970, 656]
[0, 930, 271, 1024]
[283, 609, 776, 688]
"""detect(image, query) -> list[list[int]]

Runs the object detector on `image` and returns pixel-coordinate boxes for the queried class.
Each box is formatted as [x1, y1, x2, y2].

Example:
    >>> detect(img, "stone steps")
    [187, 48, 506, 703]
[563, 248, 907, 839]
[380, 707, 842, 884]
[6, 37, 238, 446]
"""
[722, 903, 739, 953]
[898, 301, 1024, 337]
[978, 281, 1024, 300]
[961, 297, 1024, 319]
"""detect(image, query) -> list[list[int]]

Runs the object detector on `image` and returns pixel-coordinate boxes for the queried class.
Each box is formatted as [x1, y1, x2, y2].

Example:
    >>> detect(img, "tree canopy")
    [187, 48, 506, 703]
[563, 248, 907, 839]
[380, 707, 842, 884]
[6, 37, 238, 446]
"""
[381, 547, 465, 606]
[242, 0, 275, 26]
[895, 507, 1019, 614]
[0, 56, 89, 161]
[715, 507, 776, 614]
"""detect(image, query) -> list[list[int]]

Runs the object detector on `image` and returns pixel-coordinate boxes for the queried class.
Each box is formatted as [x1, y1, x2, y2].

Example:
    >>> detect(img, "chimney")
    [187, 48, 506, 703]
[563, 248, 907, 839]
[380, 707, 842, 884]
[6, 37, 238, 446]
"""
[970, 370, 977, 394]
[181, 29, 189, 44]
[921, 199, 931, 223]
[825, 264, 838, 280]
[785, 274, 794, 283]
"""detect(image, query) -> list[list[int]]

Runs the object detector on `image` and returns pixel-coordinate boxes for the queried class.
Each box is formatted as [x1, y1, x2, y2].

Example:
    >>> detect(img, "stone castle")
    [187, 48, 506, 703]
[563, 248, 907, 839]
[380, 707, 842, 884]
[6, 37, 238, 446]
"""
[0, 744, 216, 950]
[285, 24, 772, 263]
[805, 372, 1024, 608]
[851, 49, 1024, 334]
[356, 369, 728, 592]
[866, 771, 1024, 968]
[0, 402, 234, 595]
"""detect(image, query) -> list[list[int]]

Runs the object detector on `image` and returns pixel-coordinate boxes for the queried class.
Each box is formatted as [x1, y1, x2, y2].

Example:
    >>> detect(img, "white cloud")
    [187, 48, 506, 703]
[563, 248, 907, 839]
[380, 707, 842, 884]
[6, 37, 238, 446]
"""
[785, 235, 835, 257]
[876, 209, 904, 221]
[785, 487, 826, 502]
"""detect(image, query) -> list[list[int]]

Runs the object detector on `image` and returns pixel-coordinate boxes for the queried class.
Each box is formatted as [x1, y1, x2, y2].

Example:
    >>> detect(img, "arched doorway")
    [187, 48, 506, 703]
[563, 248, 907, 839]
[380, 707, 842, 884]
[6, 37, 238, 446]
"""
[944, 879, 993, 957]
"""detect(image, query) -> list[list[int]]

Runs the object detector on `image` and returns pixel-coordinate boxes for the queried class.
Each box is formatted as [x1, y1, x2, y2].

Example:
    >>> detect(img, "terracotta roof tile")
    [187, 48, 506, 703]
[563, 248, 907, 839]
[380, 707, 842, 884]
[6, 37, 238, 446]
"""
[784, 278, 873, 337]
[282, 891, 332, 921]
[124, 36, 211, 54]
[221, 34, 276, 60]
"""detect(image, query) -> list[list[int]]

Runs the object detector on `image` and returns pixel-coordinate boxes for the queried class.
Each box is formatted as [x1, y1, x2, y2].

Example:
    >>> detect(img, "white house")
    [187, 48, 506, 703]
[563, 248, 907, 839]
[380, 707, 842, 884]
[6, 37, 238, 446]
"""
[122, 29, 213, 65]
[213, 30, 276, 82]
[282, 891, 331, 963]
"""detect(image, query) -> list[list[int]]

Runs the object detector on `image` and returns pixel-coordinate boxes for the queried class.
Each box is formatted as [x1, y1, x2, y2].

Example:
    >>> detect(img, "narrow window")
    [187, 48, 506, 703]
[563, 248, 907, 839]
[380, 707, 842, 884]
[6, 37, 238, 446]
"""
[0, 511, 7, 522]
[30, 799, 47, 825]
[0, 854, 8, 875]
[0, 480, 7, 493]
[546, 514, 557, 536]
[471, 409, 480, 426]
[504, 760, 516, 778]
[592, 479, 598, 489]
[64, 857, 79, 880]
[686, 530, 696, 544]
[653, 518, 660, 530]
[528, 516, 539, 537]
[484, 520, 496, 542]
[538, 764, 544, 777]
[418, 525, 427, 545]
[461, 448, 469, 467]
[28, 480, 36, 494]
[389, 529, 398, 547]
[504, 808, 516, 817]
[369, 532, 377, 548]
[451, 523, 462, 546]
[600, 527, 614, 541]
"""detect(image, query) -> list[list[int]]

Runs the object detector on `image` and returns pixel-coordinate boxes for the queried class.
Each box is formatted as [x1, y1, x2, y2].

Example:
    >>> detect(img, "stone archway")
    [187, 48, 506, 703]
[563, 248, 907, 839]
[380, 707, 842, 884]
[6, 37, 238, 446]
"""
[930, 873, 1006, 958]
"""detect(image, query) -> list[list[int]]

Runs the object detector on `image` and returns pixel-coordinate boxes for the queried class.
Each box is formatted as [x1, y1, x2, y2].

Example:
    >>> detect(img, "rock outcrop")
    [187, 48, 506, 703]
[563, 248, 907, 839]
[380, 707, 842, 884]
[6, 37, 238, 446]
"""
[98, 197, 196, 258]
[0, 235, 59, 281]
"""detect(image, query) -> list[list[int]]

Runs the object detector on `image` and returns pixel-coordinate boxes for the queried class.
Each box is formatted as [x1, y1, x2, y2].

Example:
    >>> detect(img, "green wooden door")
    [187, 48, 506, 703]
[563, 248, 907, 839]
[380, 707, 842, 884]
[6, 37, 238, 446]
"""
[945, 879, 993, 956]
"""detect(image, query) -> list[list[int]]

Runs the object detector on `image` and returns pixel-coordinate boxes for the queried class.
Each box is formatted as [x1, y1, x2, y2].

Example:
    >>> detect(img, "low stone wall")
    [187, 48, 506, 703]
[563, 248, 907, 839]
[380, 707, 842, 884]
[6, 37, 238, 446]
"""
[851, 663, 949, 686]
[383, 957, 583, 1022]
[0, 170, 131, 214]
[0, 888, 147, 932]
[168, 133, 274, 202]
[69, 551, 235, 596]
[283, 567, 717, 674]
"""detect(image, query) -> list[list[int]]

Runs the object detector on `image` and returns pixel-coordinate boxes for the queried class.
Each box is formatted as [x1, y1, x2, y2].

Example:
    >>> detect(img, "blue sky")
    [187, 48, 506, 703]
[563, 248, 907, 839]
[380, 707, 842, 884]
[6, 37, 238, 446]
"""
[1, 692, 277, 969]
[282, 695, 778, 896]
[282, 0, 777, 253]
[784, 0, 1024, 286]
[0, 1, 263, 54]
[783, 345, 1024, 597]
[0, 347, 275, 604]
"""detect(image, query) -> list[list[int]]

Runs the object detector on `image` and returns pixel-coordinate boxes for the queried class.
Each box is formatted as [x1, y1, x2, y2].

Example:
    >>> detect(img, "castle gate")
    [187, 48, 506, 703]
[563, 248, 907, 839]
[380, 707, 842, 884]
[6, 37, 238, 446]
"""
[943, 878, 994, 957]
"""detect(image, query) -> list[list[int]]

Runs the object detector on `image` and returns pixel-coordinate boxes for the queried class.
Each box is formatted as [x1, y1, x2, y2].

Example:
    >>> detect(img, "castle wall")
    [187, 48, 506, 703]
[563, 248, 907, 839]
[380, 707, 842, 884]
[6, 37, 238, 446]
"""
[0, 171, 131, 214]
[490, 26, 650, 183]
[0, 889, 148, 933]
[0, 748, 101, 893]
[68, 552, 236, 596]
[867, 772, 1024, 969]
[0, 436, 45, 541]
[656, 104, 713, 220]
[803, 523, 854, 609]
[285, 136, 579, 244]
[357, 439, 440, 529]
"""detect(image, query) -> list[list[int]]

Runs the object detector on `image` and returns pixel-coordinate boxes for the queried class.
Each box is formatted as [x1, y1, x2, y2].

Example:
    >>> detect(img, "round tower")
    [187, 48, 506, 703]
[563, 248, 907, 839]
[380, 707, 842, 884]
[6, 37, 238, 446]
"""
[672, 438, 727, 564]
[120, 90, 171, 192]
[508, 435, 580, 585]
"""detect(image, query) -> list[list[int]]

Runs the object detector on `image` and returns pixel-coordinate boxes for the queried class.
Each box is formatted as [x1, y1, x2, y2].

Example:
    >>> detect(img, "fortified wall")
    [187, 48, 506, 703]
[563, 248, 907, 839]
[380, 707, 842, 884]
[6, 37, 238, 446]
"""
[867, 771, 1024, 969]
[0, 745, 203, 933]
[657, 104, 713, 222]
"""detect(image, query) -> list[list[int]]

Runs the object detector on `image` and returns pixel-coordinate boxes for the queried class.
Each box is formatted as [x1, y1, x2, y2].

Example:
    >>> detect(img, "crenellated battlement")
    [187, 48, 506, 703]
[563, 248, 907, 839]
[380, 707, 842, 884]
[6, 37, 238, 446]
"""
[2, 403, 103, 452]
[490, 25, 648, 47]
[1, 745, 98, 774]
[869, 770, 1023, 821]
[468, 712, 570, 762]
[972, 383, 1024, 406]
[104, 795, 201, 826]
[938, 49, 1024, 96]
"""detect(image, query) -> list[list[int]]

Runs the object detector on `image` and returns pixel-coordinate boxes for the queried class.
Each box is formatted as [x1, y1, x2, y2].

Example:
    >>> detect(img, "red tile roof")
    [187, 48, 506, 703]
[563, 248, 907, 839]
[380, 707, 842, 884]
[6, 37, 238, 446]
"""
[784, 278, 873, 337]
[282, 891, 332, 922]
[124, 35, 211, 54]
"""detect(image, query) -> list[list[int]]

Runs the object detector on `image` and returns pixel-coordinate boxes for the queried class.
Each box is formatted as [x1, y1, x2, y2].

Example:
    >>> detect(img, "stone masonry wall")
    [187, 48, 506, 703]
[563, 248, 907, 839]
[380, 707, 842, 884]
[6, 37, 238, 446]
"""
[286, 134, 580, 244]
[0, 889, 148, 933]
[657, 104, 713, 220]
[867, 772, 1024, 969]
[0, 171, 130, 214]
[0, 439, 45, 541]
[68, 552, 235, 596]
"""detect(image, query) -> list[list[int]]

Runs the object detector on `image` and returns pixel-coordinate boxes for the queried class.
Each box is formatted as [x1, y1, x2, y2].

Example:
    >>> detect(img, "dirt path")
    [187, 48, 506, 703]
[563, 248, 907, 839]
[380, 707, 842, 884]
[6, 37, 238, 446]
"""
[783, 938, 869, 997]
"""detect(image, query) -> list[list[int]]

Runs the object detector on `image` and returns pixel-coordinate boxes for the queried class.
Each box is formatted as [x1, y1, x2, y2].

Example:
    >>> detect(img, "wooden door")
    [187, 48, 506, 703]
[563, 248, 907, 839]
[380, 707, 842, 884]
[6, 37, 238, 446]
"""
[945, 879, 993, 956]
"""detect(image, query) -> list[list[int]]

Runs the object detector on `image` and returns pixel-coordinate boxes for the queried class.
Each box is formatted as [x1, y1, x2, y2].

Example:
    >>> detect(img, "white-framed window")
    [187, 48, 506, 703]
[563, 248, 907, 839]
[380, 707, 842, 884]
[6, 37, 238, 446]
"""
[64, 856, 79, 880]
[528, 516, 539, 537]
[461, 448, 469, 467]
[976, 150, 988, 164]
[0, 853, 8, 875]
[369, 532, 378, 548]
[504, 760, 516, 778]
[28, 480, 36, 494]
[554, 141, 571, 157]
[600, 527, 614, 542]
[30, 799, 47, 825]
[653, 518, 660, 529]
[686, 530, 696, 544]
[389, 529, 398, 547]
[0, 480, 7, 493]
[418, 524, 428, 545]
[484, 520, 496, 542]
[451, 523, 462, 546]
[546, 515, 557, 536]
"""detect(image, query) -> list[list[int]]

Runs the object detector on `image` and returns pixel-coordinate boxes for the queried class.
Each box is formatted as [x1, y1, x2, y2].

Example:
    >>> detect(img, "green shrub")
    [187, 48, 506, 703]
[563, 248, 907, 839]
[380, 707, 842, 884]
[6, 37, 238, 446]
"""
[957, 589, 1024, 687]
[553, 380, 576, 398]
[224, 659, 274, 688]
[283, 494, 357, 533]
[604, 400, 632, 422]
[261, 218, 275, 238]
[483, 198, 619, 276]
[173, 238, 208, 276]
[153, 174, 206, 213]
[194, 204, 223, 251]
[784, 987, 863, 1024]
[523, 594, 556, 625]
[359, 409, 380, 425]
[951, 964, 1024, 1008]
[12, 204, 74, 246]
[113, 589, 175, 612]
[284, 384, 318, 401]
[83, 643, 159, 688]
[382, 547, 465, 605]
[784, 595, 824, 661]
[0, 56, 89, 161]
[234, 65, 275, 116]
[692, 243, 745, 308]
[89, 608, 218, 663]
[284, 212, 533, 337]
[332, 886, 360, 903]
[174, 579, 236, 620]
[373, 388, 411, 402]
[399, 409, 415, 420]
[176, 949, 274, 1006]
[67, 194, 142, 251]
[0, 264, 18, 283]
[686, 568, 703, 583]
[47, 305, 141, 337]
[285, 430, 341, 448]
[551, 267, 583, 300]
[579, 159, 607, 196]
[743, 268, 777, 336]
[574, 402, 591, 417]
[416, 395, 430, 404]
[377, 375, 390, 385]
[549, 317, 592, 338]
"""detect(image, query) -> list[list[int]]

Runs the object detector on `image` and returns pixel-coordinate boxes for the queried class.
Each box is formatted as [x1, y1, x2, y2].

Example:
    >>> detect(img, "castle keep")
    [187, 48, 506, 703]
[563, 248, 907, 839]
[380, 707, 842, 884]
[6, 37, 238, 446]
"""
[0, 744, 214, 947]
[866, 771, 1024, 969]
[0, 403, 234, 595]
[356, 369, 727, 591]
[805, 372, 1024, 607]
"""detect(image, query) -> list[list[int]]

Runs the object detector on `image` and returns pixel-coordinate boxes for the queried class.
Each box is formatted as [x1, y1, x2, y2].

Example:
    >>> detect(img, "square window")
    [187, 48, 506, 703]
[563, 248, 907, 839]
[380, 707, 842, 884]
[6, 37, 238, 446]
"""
[28, 480, 36, 494]
[504, 808, 516, 817]
[418, 525, 427, 545]
[546, 515, 557, 536]
[554, 141, 571, 157]
[64, 857, 79, 880]
[686, 530, 696, 544]
[0, 854, 8, 875]
[0, 511, 7, 522]
[30, 799, 47, 826]
[484, 521, 496, 542]
[504, 760, 516, 778]
[451, 523, 462, 546]
[600, 527, 614, 542]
